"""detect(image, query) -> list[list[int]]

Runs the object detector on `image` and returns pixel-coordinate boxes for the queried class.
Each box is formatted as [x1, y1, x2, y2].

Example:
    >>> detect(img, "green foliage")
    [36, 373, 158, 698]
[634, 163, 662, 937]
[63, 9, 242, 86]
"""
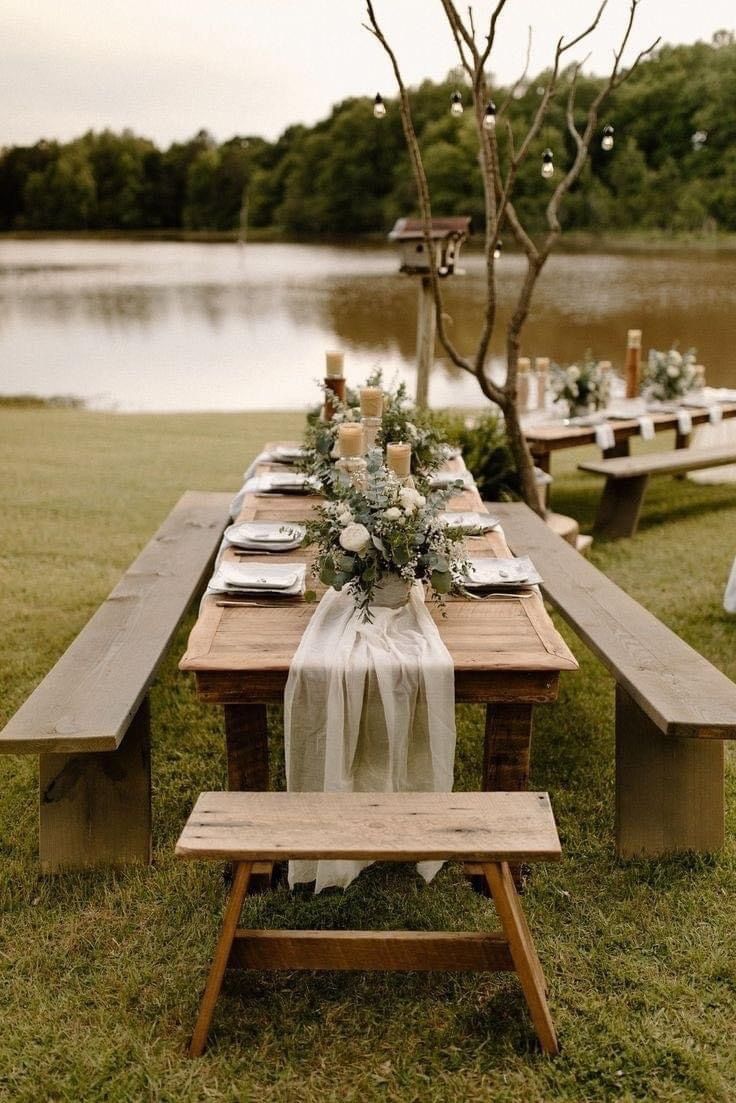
[4, 36, 736, 234]
[429, 410, 520, 501]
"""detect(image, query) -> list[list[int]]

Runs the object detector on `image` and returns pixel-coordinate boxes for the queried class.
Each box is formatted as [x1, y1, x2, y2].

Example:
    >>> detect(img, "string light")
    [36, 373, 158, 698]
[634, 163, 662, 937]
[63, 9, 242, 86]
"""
[493, 239, 503, 260]
[373, 93, 386, 119]
[450, 90, 464, 117]
[483, 101, 497, 131]
[541, 148, 554, 179]
[691, 130, 708, 150]
[601, 125, 614, 151]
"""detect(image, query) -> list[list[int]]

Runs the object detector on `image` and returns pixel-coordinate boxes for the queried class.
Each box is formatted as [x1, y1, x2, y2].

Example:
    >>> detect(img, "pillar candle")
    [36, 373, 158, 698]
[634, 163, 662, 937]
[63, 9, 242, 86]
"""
[359, 386, 383, 417]
[386, 442, 412, 478]
[337, 423, 364, 458]
[625, 329, 642, 399]
[534, 357, 550, 410]
[516, 359, 532, 412]
[325, 351, 344, 378]
[693, 364, 706, 389]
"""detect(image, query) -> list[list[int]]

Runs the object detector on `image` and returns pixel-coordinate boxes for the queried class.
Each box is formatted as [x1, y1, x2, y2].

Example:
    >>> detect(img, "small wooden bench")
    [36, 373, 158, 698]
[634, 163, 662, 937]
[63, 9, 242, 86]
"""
[493, 501, 736, 858]
[176, 791, 561, 1057]
[0, 490, 232, 872]
[579, 444, 736, 538]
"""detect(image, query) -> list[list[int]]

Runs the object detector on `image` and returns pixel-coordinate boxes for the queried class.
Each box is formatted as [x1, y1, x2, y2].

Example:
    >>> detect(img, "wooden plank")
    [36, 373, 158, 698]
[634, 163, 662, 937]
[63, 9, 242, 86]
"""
[494, 502, 736, 739]
[225, 704, 269, 790]
[615, 686, 725, 857]
[175, 791, 561, 862]
[1, 490, 232, 754]
[580, 443, 736, 479]
[39, 696, 151, 872]
[524, 403, 736, 453]
[228, 929, 514, 972]
[189, 861, 253, 1058]
[484, 861, 559, 1055]
[482, 704, 532, 792]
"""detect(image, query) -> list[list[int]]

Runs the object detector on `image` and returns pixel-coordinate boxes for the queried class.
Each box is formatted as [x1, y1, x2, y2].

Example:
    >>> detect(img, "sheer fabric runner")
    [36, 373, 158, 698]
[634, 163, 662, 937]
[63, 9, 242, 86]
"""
[284, 582, 456, 892]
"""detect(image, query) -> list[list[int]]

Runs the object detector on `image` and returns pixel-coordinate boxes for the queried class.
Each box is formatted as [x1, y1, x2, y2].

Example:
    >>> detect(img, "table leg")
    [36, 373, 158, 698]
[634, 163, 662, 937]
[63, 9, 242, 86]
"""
[674, 428, 691, 479]
[603, 437, 630, 460]
[532, 449, 552, 511]
[482, 703, 532, 792]
[224, 704, 269, 791]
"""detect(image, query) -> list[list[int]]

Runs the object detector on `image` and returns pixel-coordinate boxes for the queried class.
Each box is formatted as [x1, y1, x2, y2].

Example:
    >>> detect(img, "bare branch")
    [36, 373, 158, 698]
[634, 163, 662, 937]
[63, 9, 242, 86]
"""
[558, 0, 608, 56]
[497, 25, 532, 116]
[478, 0, 510, 73]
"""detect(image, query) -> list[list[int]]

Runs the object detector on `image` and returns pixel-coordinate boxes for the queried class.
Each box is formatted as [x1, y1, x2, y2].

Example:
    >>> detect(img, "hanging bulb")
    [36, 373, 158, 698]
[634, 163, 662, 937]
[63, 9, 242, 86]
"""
[493, 239, 503, 260]
[450, 90, 464, 117]
[483, 101, 497, 131]
[541, 148, 554, 179]
[373, 93, 386, 119]
[601, 124, 614, 151]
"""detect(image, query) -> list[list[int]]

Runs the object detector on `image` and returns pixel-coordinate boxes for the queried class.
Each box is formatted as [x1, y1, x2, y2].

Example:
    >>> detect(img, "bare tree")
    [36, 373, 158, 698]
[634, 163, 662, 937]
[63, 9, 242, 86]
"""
[365, 0, 659, 513]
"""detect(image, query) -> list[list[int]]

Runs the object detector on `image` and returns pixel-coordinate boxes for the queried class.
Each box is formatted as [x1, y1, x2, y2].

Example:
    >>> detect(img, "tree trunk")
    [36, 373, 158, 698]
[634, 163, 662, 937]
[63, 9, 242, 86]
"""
[503, 400, 543, 517]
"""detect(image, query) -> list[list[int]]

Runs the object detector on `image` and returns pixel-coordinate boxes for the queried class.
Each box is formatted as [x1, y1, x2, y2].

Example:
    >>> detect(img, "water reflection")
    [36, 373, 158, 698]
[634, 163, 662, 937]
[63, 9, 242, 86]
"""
[0, 239, 734, 411]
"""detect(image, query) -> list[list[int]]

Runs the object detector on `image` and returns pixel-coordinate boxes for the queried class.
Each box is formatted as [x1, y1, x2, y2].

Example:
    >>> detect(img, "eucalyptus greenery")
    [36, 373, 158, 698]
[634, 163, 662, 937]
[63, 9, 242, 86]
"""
[642, 347, 698, 402]
[551, 353, 611, 415]
[304, 451, 468, 618]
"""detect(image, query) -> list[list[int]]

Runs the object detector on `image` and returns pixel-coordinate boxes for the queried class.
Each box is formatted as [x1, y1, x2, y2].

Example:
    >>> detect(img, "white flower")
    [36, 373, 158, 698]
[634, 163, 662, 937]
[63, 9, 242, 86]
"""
[666, 365, 680, 379]
[669, 350, 682, 367]
[339, 522, 371, 555]
[336, 507, 354, 525]
[399, 487, 426, 514]
[405, 422, 419, 440]
[383, 507, 402, 521]
[567, 366, 580, 381]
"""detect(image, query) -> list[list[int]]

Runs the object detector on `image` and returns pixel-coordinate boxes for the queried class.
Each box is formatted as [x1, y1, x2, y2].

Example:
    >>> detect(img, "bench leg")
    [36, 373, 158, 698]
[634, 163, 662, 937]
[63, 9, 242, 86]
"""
[189, 861, 253, 1058]
[593, 474, 649, 538]
[39, 697, 152, 873]
[483, 861, 558, 1056]
[224, 704, 269, 790]
[615, 686, 725, 858]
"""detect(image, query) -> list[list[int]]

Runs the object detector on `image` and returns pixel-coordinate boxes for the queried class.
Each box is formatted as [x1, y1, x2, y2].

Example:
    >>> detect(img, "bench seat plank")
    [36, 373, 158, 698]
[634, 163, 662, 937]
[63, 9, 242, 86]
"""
[579, 444, 736, 479]
[0, 491, 232, 755]
[175, 790, 561, 862]
[493, 502, 736, 740]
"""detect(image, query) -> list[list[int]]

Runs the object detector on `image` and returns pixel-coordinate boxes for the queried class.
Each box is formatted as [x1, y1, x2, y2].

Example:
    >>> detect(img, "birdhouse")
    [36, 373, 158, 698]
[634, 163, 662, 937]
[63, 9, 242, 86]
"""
[388, 216, 471, 277]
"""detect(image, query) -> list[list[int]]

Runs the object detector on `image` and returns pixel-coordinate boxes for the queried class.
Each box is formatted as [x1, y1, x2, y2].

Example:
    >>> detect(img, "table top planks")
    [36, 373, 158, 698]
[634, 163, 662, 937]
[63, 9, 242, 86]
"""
[179, 446, 577, 702]
[175, 790, 562, 862]
[524, 402, 736, 453]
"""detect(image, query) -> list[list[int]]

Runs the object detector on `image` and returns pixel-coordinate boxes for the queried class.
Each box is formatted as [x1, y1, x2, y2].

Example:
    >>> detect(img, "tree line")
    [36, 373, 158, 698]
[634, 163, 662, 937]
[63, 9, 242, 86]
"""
[1, 33, 734, 236]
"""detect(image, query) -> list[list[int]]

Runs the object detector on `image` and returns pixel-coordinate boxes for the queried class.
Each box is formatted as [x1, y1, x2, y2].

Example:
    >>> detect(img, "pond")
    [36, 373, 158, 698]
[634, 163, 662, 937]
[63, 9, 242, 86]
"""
[1, 238, 734, 411]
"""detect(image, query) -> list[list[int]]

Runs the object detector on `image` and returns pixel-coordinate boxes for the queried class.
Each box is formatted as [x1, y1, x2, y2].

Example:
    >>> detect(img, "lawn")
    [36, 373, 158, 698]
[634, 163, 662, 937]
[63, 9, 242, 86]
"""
[0, 407, 734, 1103]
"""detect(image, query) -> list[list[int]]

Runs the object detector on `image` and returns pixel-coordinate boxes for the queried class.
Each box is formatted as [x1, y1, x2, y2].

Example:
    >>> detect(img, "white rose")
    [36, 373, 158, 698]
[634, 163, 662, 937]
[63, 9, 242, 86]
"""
[567, 366, 580, 381]
[383, 507, 402, 521]
[666, 365, 679, 378]
[405, 422, 419, 440]
[669, 350, 682, 367]
[399, 487, 426, 514]
[339, 522, 371, 555]
[336, 507, 354, 525]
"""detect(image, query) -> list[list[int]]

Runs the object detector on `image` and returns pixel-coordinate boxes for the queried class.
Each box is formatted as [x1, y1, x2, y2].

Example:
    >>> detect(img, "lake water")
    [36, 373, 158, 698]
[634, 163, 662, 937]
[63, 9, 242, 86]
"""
[1, 238, 735, 411]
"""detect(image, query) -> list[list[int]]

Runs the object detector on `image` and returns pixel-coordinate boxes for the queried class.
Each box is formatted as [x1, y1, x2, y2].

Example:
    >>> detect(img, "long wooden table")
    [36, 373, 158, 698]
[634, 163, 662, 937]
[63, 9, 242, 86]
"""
[180, 448, 577, 799]
[524, 402, 736, 477]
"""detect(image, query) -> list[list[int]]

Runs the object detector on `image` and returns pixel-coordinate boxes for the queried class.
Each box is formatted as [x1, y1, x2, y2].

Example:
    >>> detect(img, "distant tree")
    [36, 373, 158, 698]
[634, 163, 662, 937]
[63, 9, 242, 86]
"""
[23, 144, 96, 229]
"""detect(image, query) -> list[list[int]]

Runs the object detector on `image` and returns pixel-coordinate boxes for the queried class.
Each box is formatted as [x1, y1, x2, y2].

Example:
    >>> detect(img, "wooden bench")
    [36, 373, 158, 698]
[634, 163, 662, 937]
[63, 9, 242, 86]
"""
[493, 501, 736, 858]
[176, 791, 561, 1057]
[0, 490, 232, 872]
[579, 444, 736, 538]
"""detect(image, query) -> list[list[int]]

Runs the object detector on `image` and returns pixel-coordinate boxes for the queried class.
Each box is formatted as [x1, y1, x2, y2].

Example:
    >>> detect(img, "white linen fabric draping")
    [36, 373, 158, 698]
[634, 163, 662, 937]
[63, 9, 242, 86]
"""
[724, 557, 736, 614]
[687, 417, 736, 484]
[284, 581, 456, 893]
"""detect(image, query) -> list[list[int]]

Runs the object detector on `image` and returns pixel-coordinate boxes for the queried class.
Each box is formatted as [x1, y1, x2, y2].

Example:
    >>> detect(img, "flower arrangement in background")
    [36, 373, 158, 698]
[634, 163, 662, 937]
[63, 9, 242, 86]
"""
[304, 452, 467, 617]
[641, 347, 698, 402]
[551, 353, 611, 416]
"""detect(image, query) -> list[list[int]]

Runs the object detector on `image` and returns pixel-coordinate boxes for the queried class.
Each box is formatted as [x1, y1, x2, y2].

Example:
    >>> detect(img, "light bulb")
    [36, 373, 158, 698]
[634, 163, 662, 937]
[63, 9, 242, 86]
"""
[483, 101, 497, 131]
[450, 91, 463, 118]
[493, 239, 502, 260]
[373, 93, 386, 119]
[601, 125, 614, 151]
[541, 149, 554, 179]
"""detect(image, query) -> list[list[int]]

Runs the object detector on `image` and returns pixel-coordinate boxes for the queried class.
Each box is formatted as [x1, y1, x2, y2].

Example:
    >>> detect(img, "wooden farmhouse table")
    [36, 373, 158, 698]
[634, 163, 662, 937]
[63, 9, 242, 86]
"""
[524, 401, 736, 477]
[180, 447, 578, 800]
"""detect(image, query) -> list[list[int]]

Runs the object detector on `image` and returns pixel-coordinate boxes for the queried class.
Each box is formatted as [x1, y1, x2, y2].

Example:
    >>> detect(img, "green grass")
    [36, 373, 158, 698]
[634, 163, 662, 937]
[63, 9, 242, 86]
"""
[0, 408, 734, 1103]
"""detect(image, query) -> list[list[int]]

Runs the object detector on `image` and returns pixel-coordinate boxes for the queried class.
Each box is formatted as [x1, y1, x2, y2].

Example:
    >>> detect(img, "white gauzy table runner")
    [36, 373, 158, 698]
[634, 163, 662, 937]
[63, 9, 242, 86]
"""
[284, 582, 456, 892]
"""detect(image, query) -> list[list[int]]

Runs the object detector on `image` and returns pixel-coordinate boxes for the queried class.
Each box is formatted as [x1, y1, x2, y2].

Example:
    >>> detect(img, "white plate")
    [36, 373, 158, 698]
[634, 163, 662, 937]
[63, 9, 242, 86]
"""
[225, 522, 305, 548]
[463, 556, 542, 588]
[429, 471, 474, 489]
[213, 562, 305, 592]
[439, 511, 500, 531]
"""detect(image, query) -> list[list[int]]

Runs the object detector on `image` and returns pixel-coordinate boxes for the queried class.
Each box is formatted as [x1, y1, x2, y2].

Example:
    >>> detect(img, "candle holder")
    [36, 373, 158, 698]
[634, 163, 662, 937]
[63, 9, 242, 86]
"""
[336, 456, 368, 489]
[361, 416, 382, 451]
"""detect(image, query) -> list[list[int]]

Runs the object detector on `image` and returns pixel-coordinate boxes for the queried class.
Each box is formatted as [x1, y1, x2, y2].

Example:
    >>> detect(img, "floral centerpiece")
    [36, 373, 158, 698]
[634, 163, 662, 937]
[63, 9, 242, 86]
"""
[551, 353, 611, 417]
[304, 452, 467, 618]
[641, 347, 697, 402]
[300, 371, 448, 494]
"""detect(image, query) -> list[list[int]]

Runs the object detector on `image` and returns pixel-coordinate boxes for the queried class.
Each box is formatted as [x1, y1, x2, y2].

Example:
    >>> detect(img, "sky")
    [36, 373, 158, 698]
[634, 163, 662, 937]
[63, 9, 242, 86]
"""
[1, 1, 733, 148]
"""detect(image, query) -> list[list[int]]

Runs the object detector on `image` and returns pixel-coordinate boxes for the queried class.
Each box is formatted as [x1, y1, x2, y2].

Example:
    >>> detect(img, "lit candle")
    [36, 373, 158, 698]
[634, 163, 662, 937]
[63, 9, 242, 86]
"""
[337, 423, 364, 457]
[693, 364, 706, 389]
[359, 386, 383, 418]
[325, 351, 344, 378]
[387, 442, 411, 478]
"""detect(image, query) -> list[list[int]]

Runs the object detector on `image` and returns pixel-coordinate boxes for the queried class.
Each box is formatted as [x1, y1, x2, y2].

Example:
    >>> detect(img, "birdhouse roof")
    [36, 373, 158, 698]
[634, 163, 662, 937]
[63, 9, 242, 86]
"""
[388, 216, 471, 242]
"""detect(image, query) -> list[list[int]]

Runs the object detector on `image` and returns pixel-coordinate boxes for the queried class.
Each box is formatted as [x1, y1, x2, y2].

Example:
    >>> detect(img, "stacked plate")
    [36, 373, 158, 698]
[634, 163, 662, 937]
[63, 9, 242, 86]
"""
[268, 445, 307, 464]
[439, 511, 500, 532]
[429, 470, 474, 490]
[224, 521, 305, 553]
[209, 561, 307, 598]
[462, 556, 542, 590]
[252, 473, 317, 495]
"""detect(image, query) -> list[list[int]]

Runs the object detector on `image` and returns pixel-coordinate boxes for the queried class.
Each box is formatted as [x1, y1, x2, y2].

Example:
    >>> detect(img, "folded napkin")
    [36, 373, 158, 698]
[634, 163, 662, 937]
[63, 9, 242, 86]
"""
[595, 423, 616, 451]
[637, 415, 655, 441]
[284, 583, 456, 893]
[677, 409, 693, 435]
[725, 557, 736, 614]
